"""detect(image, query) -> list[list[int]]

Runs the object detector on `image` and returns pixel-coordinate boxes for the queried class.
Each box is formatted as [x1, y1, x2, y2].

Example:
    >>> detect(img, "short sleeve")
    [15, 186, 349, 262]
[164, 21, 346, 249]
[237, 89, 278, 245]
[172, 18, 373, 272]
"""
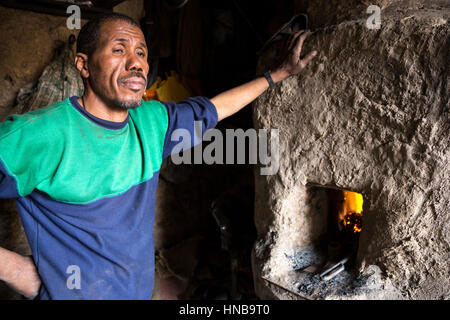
[161, 96, 218, 159]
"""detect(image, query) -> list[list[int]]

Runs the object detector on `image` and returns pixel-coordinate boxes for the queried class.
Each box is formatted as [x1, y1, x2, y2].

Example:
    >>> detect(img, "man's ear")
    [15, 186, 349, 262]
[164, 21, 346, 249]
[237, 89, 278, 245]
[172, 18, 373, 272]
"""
[75, 53, 89, 80]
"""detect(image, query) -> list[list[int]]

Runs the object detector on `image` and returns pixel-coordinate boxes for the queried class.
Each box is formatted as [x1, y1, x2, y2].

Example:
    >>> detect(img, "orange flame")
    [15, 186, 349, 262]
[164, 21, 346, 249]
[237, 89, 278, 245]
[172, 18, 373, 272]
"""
[338, 191, 363, 233]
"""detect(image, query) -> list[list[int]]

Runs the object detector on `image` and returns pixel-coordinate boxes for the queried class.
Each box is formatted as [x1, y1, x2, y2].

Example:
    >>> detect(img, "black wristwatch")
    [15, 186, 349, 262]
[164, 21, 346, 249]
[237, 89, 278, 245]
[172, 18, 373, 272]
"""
[264, 71, 275, 88]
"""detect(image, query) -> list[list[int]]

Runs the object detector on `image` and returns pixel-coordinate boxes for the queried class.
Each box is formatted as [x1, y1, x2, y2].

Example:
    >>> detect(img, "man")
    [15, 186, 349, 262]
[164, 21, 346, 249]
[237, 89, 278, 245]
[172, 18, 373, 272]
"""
[0, 13, 316, 299]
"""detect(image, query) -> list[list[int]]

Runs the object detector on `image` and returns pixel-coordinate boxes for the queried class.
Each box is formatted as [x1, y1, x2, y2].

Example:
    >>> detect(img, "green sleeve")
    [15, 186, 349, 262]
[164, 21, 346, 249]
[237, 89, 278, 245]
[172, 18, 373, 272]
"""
[0, 102, 65, 197]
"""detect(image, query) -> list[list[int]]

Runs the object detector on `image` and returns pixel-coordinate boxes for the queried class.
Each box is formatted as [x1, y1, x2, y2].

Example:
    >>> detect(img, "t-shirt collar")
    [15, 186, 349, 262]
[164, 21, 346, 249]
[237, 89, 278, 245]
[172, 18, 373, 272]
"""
[69, 96, 129, 130]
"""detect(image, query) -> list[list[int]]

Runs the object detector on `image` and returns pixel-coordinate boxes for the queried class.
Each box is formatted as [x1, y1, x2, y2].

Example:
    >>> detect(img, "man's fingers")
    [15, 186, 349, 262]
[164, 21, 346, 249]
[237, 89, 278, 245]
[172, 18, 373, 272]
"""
[300, 50, 318, 67]
[288, 30, 306, 51]
[292, 30, 312, 58]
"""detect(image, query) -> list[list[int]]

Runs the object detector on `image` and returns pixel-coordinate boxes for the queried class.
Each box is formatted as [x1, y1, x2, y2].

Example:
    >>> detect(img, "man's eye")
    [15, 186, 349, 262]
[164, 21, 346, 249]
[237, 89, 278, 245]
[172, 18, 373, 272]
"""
[137, 51, 146, 57]
[113, 48, 124, 53]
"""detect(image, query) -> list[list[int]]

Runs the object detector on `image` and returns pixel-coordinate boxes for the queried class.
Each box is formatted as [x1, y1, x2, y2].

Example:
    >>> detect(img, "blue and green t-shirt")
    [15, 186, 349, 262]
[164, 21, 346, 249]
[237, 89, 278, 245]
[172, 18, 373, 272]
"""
[0, 96, 218, 299]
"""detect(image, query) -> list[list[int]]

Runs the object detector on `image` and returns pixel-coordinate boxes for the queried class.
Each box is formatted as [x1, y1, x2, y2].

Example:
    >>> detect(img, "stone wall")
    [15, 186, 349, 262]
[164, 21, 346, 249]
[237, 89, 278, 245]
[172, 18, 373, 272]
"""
[252, 0, 449, 299]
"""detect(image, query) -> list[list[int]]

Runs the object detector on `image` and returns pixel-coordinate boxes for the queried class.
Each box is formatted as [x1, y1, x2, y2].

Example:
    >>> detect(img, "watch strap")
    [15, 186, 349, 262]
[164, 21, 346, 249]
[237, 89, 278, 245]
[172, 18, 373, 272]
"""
[264, 71, 275, 88]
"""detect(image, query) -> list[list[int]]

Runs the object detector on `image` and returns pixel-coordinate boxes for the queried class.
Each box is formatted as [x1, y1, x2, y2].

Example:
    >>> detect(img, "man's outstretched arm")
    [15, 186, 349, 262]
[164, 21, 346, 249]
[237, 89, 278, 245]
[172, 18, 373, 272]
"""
[211, 30, 317, 122]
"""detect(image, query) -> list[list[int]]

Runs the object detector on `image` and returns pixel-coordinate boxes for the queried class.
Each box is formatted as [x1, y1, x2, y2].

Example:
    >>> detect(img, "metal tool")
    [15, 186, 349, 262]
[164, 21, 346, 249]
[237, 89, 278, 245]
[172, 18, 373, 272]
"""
[319, 256, 349, 281]
[262, 276, 311, 300]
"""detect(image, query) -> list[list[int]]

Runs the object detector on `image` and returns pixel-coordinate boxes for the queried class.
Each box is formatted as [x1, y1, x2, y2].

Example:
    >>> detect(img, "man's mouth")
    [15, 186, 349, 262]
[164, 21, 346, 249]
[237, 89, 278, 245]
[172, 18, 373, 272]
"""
[119, 76, 146, 92]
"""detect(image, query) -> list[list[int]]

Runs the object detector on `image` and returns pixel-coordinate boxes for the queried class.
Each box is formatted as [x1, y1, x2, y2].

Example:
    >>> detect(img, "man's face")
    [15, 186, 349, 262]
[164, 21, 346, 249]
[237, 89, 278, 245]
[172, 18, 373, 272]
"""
[87, 20, 149, 110]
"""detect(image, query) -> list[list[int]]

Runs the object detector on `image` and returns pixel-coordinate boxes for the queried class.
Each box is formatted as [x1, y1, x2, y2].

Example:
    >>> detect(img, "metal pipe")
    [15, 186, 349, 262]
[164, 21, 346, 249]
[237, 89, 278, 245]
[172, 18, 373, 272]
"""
[319, 257, 349, 279]
[261, 276, 311, 300]
[321, 264, 345, 281]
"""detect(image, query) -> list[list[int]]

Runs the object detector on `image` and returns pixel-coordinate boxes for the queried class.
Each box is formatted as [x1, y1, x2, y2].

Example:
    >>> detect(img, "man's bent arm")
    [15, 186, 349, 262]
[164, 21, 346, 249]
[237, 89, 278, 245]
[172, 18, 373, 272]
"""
[0, 162, 41, 298]
[0, 247, 41, 299]
[211, 30, 317, 122]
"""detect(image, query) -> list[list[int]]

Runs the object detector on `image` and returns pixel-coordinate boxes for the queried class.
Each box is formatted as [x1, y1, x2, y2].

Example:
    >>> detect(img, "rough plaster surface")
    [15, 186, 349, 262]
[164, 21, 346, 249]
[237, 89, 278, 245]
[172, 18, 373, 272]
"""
[113, 0, 145, 24]
[252, 3, 449, 299]
[0, 6, 85, 120]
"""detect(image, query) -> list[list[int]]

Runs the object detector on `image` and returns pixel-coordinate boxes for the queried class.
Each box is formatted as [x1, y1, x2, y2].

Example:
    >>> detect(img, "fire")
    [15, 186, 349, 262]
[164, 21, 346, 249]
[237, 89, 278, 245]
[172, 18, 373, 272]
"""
[343, 211, 363, 233]
[338, 190, 363, 233]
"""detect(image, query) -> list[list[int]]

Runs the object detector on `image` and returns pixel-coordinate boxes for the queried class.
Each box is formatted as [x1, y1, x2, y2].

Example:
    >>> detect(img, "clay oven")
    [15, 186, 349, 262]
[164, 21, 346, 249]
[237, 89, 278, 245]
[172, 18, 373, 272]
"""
[251, 0, 449, 300]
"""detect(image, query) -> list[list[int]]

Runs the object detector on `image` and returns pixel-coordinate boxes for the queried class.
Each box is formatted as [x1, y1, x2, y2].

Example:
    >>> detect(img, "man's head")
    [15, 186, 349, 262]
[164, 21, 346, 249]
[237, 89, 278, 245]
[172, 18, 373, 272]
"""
[75, 13, 149, 110]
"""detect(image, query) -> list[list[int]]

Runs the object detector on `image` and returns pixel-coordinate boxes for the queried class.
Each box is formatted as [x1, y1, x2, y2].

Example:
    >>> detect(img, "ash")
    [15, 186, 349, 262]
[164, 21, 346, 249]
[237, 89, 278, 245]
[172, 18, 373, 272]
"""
[287, 247, 327, 271]
[288, 248, 392, 299]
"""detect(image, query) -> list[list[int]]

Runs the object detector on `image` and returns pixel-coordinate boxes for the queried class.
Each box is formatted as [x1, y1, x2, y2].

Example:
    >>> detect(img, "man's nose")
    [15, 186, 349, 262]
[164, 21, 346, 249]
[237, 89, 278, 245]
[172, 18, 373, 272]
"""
[126, 53, 144, 72]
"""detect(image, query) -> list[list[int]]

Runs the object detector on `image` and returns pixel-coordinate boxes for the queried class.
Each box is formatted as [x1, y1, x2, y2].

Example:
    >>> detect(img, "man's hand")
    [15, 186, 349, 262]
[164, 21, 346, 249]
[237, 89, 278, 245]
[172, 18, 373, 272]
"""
[0, 248, 41, 299]
[271, 30, 318, 82]
[211, 29, 317, 121]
